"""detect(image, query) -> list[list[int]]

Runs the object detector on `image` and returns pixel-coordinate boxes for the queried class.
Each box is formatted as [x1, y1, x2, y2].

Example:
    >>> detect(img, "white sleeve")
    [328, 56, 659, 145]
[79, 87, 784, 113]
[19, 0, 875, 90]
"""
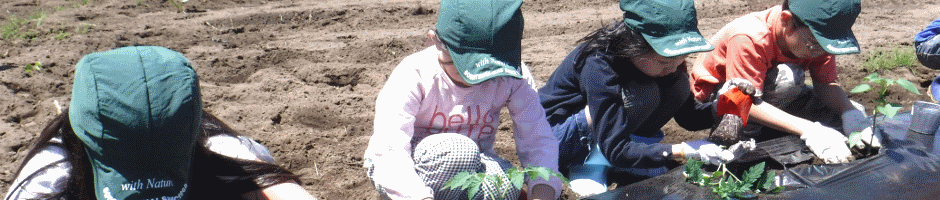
[365, 51, 434, 199]
[507, 63, 564, 199]
[5, 143, 71, 200]
[204, 135, 276, 163]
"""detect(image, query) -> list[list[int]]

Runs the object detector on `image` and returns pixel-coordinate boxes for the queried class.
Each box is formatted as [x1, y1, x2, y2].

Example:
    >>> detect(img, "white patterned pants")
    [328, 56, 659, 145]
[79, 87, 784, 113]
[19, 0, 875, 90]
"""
[368, 133, 519, 200]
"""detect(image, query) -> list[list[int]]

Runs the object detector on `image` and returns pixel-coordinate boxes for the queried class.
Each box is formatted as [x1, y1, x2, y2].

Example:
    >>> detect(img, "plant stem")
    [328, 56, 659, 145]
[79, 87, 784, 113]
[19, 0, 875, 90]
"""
[720, 163, 740, 182]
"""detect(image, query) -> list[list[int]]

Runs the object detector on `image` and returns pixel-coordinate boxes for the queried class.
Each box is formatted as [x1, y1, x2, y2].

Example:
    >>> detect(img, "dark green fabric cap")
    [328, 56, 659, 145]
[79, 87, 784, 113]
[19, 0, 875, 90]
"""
[435, 0, 524, 85]
[788, 0, 861, 55]
[70, 46, 200, 200]
[621, 0, 713, 57]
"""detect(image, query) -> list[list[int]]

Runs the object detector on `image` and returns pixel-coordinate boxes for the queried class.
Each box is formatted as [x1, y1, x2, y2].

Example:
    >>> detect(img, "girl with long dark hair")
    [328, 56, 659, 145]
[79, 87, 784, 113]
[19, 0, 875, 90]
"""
[4, 46, 317, 200]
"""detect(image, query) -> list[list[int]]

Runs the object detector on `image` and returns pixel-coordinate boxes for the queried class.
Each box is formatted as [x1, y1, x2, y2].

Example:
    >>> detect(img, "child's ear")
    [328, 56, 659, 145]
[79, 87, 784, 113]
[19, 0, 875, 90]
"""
[780, 10, 795, 29]
[428, 30, 446, 51]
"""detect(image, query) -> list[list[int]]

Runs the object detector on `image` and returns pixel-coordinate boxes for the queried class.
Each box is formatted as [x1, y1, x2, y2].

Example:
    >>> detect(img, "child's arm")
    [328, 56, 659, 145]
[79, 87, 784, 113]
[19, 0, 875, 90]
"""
[506, 63, 563, 200]
[365, 57, 434, 199]
[579, 54, 674, 167]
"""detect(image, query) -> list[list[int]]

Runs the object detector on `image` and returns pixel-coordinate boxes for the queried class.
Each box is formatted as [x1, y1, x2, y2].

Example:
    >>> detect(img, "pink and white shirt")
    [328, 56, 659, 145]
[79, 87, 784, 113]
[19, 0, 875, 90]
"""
[364, 47, 562, 199]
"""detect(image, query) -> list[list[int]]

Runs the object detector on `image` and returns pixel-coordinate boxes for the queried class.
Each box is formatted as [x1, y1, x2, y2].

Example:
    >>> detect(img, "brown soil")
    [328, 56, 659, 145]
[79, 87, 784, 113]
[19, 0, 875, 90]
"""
[1, 0, 938, 199]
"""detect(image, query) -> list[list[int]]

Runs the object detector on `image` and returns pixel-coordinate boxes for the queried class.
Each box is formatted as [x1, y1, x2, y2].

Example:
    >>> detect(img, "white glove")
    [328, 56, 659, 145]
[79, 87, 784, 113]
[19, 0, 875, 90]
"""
[727, 138, 757, 158]
[799, 122, 854, 164]
[677, 142, 735, 166]
[842, 109, 882, 149]
[717, 78, 762, 98]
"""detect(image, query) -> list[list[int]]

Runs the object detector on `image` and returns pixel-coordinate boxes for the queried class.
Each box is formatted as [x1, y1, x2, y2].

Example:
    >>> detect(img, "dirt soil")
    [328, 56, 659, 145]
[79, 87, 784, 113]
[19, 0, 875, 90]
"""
[1, 0, 938, 199]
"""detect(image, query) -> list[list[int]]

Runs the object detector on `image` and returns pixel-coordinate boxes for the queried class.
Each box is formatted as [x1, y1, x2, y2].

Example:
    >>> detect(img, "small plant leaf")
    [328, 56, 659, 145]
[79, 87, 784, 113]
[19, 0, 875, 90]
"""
[443, 172, 472, 190]
[742, 162, 765, 187]
[850, 84, 872, 93]
[508, 169, 525, 190]
[863, 72, 881, 82]
[848, 131, 864, 148]
[550, 170, 569, 183]
[529, 167, 553, 180]
[895, 79, 922, 95]
[702, 174, 713, 186]
[711, 171, 724, 185]
[884, 78, 897, 87]
[758, 170, 776, 191]
[719, 177, 740, 199]
[877, 104, 903, 118]
[467, 180, 482, 200]
[684, 158, 705, 185]
[770, 186, 785, 194]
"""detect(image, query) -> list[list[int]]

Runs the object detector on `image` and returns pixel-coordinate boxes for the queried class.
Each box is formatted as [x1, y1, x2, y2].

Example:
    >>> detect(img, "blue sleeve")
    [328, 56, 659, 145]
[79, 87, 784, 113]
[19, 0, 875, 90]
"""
[915, 17, 940, 45]
[539, 52, 585, 126]
[674, 95, 716, 131]
[579, 54, 673, 168]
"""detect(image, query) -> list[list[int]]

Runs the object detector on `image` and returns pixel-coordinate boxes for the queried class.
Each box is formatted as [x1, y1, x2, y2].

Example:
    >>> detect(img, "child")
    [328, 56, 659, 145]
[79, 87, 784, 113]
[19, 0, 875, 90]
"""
[362, 0, 562, 199]
[4, 46, 317, 200]
[538, 0, 744, 196]
[688, 0, 870, 164]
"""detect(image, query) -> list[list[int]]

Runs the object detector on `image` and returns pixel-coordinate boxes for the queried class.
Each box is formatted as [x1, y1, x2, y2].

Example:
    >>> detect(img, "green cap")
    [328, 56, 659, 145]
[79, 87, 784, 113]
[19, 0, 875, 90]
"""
[70, 46, 200, 200]
[435, 0, 524, 85]
[621, 0, 714, 57]
[788, 0, 861, 55]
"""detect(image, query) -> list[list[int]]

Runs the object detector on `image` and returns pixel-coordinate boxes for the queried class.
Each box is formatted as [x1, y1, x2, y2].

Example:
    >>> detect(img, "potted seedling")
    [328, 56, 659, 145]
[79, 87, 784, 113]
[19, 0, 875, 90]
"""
[848, 72, 921, 156]
[443, 166, 568, 200]
[683, 158, 783, 199]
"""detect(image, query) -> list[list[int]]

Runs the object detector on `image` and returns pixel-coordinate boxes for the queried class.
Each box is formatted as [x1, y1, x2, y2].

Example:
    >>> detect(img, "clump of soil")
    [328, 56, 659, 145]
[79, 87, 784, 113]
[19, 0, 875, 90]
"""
[709, 114, 745, 146]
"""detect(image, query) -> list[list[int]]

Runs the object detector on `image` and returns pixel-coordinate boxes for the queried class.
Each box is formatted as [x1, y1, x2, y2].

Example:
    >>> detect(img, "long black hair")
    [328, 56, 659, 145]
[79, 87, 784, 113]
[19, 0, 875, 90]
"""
[9, 110, 301, 199]
[575, 16, 654, 63]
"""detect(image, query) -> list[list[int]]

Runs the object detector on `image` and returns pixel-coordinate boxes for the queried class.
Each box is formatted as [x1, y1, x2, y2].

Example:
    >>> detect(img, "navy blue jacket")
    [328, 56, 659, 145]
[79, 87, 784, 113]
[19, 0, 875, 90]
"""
[539, 44, 711, 168]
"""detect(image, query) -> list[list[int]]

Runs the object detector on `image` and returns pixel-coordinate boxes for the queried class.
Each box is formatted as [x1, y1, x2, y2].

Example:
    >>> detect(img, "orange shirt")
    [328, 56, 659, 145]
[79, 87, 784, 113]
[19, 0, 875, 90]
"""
[690, 6, 837, 102]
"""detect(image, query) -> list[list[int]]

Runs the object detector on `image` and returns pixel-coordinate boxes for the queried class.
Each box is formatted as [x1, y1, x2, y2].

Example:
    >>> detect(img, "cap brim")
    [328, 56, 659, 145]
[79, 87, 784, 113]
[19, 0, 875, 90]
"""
[643, 31, 714, 57]
[448, 48, 523, 85]
[807, 26, 860, 55]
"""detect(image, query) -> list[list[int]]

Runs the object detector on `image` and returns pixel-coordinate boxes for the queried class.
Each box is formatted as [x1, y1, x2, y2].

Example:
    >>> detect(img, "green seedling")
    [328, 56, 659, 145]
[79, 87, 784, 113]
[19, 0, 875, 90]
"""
[849, 72, 920, 154]
[25, 61, 43, 73]
[684, 158, 783, 199]
[443, 166, 568, 200]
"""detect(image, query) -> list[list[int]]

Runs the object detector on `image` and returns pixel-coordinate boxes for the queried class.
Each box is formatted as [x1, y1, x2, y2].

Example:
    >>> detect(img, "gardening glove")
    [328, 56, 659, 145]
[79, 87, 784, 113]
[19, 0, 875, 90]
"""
[727, 138, 757, 159]
[717, 78, 762, 100]
[799, 122, 854, 164]
[842, 109, 882, 149]
[677, 142, 734, 166]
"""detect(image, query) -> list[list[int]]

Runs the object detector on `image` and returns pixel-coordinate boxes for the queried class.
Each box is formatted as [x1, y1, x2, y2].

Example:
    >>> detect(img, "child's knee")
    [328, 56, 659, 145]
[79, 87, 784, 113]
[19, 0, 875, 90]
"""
[917, 35, 940, 70]
[762, 63, 806, 105]
[413, 133, 480, 162]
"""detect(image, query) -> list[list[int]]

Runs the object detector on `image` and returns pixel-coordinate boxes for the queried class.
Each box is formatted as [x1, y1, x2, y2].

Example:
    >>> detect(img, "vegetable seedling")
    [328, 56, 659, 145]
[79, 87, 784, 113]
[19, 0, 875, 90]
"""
[443, 166, 567, 200]
[684, 158, 783, 199]
[849, 72, 920, 155]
